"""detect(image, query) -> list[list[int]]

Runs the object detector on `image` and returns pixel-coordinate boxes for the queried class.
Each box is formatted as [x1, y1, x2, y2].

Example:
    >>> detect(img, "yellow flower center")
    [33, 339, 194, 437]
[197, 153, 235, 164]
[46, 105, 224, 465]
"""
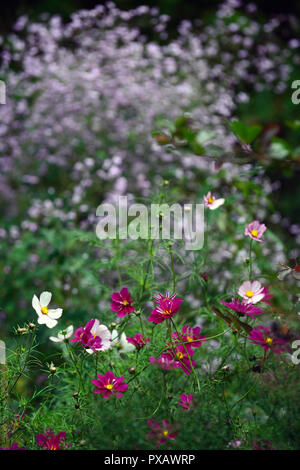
[208, 197, 214, 204]
[251, 229, 258, 237]
[265, 337, 273, 345]
[162, 309, 172, 316]
[176, 351, 184, 360]
[163, 430, 169, 437]
[246, 291, 254, 298]
[106, 384, 114, 390]
[123, 300, 129, 306]
[186, 336, 193, 342]
[41, 306, 49, 314]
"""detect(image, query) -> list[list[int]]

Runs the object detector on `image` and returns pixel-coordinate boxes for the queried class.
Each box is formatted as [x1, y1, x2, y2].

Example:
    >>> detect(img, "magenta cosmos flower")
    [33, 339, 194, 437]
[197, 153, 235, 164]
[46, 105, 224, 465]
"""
[171, 325, 206, 354]
[238, 280, 265, 304]
[153, 291, 177, 303]
[71, 319, 103, 352]
[249, 326, 289, 354]
[164, 344, 196, 375]
[148, 296, 183, 324]
[245, 220, 266, 242]
[127, 333, 150, 350]
[220, 298, 263, 318]
[0, 442, 26, 450]
[36, 429, 71, 450]
[111, 287, 134, 317]
[149, 353, 180, 371]
[91, 371, 128, 399]
[177, 393, 195, 411]
[147, 420, 178, 446]
[204, 191, 225, 210]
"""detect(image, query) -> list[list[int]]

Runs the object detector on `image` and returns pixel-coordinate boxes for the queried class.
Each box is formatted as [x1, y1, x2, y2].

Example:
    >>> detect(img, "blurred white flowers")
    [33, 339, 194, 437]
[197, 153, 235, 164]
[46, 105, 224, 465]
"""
[111, 329, 135, 354]
[49, 325, 74, 343]
[32, 291, 63, 329]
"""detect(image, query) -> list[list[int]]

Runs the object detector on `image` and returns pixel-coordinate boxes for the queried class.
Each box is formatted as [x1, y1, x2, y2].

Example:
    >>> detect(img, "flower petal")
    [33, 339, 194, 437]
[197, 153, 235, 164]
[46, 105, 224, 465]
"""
[39, 291, 52, 307]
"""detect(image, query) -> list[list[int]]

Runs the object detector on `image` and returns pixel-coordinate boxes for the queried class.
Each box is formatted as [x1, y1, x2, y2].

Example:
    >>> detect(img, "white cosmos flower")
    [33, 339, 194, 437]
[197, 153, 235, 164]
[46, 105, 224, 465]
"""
[111, 329, 135, 353]
[32, 291, 63, 329]
[49, 325, 74, 343]
[86, 319, 112, 354]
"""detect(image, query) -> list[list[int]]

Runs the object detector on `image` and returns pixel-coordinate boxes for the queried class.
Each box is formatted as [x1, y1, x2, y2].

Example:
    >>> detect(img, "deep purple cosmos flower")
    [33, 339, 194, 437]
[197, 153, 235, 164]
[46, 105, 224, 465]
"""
[220, 298, 263, 318]
[0, 442, 26, 450]
[171, 325, 206, 353]
[148, 296, 183, 324]
[147, 420, 178, 446]
[111, 287, 134, 317]
[127, 333, 150, 350]
[249, 326, 289, 354]
[177, 393, 195, 411]
[91, 371, 128, 399]
[245, 220, 267, 242]
[36, 429, 71, 450]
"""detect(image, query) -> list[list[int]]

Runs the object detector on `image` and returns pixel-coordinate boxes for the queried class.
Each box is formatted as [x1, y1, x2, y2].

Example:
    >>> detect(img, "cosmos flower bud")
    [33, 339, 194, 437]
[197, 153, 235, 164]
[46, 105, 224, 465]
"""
[17, 327, 27, 335]
[128, 367, 135, 375]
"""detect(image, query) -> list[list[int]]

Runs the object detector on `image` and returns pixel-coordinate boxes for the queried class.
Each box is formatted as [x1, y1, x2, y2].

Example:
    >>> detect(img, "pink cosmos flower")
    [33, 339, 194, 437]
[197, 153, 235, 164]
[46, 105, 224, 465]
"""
[148, 297, 183, 324]
[91, 371, 128, 399]
[204, 191, 225, 210]
[153, 291, 177, 303]
[245, 220, 266, 242]
[149, 353, 180, 371]
[36, 429, 71, 450]
[147, 420, 178, 446]
[0, 442, 26, 450]
[171, 325, 206, 353]
[164, 344, 196, 375]
[111, 287, 134, 317]
[126, 333, 150, 350]
[70, 319, 103, 352]
[249, 326, 289, 354]
[177, 393, 194, 411]
[238, 280, 265, 304]
[220, 298, 263, 318]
